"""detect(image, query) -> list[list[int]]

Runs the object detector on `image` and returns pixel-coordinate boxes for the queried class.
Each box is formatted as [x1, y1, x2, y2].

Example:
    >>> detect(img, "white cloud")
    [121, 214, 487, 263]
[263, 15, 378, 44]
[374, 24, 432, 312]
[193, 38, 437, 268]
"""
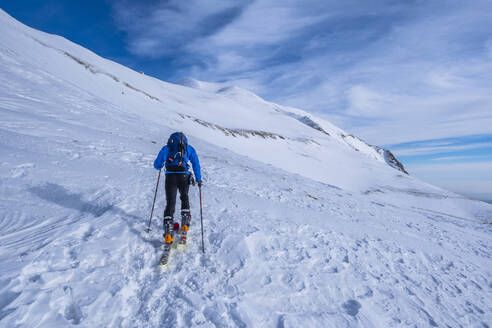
[429, 155, 492, 161]
[110, 0, 249, 57]
[392, 142, 492, 156]
[206, 2, 323, 46]
[345, 85, 397, 118]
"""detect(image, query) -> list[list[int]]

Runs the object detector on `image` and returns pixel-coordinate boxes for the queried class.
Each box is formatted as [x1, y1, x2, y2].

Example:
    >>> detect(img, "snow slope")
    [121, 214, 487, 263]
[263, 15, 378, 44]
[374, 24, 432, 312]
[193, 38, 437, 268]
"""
[0, 9, 491, 327]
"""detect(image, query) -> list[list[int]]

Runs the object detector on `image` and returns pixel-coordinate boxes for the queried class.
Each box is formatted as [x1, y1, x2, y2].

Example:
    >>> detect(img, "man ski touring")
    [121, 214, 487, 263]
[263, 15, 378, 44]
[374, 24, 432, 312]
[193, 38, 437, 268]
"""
[153, 132, 202, 245]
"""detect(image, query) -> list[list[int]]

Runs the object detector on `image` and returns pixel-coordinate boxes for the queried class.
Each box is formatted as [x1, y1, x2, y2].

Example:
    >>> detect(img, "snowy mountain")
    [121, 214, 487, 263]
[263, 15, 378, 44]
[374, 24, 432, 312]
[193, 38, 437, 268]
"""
[0, 9, 491, 327]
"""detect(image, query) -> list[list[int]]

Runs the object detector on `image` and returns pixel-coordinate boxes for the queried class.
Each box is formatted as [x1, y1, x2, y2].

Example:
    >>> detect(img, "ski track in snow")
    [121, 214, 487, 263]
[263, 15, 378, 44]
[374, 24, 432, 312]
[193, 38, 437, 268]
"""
[0, 9, 491, 327]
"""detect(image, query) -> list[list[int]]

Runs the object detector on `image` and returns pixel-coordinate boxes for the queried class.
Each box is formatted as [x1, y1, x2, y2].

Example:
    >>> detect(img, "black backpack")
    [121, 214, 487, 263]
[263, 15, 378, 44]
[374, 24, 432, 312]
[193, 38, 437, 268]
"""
[165, 132, 188, 171]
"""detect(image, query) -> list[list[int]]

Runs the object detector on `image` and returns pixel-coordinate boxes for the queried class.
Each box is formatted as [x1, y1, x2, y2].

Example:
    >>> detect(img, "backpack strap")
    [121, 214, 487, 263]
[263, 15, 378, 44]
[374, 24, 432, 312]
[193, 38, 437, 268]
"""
[178, 133, 187, 166]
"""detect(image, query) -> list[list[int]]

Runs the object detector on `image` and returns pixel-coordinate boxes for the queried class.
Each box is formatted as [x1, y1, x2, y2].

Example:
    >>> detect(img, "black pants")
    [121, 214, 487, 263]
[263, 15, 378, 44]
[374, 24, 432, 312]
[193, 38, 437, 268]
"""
[164, 173, 190, 218]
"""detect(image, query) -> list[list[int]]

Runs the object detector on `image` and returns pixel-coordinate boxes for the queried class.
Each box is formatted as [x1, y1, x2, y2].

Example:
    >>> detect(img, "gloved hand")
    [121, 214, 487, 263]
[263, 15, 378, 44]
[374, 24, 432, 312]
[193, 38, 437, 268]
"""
[197, 181, 202, 187]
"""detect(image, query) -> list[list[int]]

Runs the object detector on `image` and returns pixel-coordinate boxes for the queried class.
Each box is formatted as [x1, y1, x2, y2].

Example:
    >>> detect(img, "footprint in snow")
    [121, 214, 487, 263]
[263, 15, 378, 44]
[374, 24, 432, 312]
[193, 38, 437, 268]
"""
[64, 302, 83, 325]
[82, 226, 95, 241]
[342, 299, 361, 317]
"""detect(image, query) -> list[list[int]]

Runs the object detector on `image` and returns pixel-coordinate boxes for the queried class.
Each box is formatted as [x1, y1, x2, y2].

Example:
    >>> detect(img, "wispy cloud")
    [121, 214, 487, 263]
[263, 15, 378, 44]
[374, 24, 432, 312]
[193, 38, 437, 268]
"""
[391, 141, 492, 157]
[110, 0, 252, 58]
[429, 155, 492, 162]
[386, 135, 492, 162]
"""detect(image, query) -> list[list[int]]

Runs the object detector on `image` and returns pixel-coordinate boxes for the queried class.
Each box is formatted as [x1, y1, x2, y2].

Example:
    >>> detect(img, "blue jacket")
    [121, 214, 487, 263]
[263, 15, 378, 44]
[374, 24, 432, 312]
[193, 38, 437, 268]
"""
[153, 144, 202, 182]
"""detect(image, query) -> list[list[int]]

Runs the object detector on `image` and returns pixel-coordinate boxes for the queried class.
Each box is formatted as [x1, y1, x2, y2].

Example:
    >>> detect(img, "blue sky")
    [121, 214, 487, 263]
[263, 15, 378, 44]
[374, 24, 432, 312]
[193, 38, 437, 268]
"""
[1, 0, 491, 200]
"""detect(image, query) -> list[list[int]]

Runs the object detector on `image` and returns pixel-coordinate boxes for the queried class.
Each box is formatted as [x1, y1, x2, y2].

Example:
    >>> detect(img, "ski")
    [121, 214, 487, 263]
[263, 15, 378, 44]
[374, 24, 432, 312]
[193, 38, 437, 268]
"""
[158, 242, 174, 267]
[158, 222, 180, 267]
[178, 232, 188, 249]
[178, 227, 188, 247]
[178, 211, 191, 248]
[157, 212, 192, 266]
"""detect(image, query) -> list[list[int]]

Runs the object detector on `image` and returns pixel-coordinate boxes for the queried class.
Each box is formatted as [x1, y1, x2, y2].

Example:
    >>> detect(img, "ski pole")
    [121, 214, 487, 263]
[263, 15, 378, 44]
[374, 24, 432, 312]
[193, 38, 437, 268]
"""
[146, 170, 161, 233]
[199, 184, 205, 253]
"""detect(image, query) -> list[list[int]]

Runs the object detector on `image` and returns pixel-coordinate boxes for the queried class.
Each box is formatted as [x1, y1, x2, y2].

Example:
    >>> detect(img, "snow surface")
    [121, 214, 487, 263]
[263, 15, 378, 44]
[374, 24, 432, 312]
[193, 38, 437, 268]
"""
[0, 9, 491, 327]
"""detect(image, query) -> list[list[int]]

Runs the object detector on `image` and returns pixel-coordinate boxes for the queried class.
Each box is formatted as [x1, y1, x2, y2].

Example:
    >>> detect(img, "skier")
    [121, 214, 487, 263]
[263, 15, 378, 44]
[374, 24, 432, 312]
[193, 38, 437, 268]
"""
[153, 132, 202, 244]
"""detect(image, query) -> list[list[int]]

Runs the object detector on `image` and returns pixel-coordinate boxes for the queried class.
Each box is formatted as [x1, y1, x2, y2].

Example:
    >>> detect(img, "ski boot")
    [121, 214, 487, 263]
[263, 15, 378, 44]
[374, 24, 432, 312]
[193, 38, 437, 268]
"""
[181, 209, 192, 229]
[179, 209, 192, 246]
[163, 216, 175, 244]
[159, 217, 180, 266]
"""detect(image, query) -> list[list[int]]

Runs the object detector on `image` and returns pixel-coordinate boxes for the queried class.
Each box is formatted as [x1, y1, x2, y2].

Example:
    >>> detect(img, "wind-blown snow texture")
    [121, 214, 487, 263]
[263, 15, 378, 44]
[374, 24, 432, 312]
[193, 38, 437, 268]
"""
[0, 9, 491, 327]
